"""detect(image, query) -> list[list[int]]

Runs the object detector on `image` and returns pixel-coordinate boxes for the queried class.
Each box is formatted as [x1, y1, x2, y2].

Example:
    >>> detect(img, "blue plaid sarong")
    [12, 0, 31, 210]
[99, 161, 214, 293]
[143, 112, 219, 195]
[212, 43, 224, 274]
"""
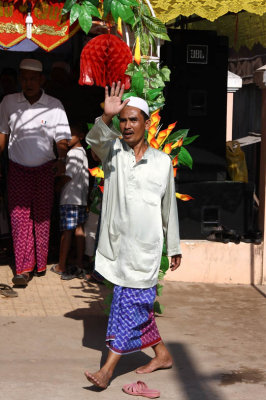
[106, 285, 161, 354]
[60, 204, 87, 231]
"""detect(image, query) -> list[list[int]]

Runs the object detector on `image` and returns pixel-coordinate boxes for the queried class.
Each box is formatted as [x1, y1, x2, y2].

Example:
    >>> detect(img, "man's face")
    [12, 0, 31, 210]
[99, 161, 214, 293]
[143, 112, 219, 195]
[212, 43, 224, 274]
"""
[119, 106, 150, 148]
[19, 69, 43, 99]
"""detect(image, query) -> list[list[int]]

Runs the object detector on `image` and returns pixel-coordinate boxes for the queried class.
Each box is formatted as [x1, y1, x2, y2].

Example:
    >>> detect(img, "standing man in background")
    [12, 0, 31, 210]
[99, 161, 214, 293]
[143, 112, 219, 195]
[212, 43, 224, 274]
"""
[0, 58, 71, 286]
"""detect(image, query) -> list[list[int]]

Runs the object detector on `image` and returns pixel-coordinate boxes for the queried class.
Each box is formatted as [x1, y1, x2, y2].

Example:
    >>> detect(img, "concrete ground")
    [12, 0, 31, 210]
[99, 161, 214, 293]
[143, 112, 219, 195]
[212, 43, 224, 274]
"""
[0, 264, 266, 400]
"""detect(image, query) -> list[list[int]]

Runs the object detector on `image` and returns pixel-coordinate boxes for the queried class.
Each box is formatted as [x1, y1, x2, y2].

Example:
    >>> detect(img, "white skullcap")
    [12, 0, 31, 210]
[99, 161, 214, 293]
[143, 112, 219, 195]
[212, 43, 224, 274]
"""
[20, 59, 42, 72]
[126, 96, 149, 116]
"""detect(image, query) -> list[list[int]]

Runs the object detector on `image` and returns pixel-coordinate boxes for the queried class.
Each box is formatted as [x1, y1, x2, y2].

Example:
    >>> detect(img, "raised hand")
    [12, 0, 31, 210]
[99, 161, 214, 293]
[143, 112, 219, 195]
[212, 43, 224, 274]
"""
[102, 81, 129, 125]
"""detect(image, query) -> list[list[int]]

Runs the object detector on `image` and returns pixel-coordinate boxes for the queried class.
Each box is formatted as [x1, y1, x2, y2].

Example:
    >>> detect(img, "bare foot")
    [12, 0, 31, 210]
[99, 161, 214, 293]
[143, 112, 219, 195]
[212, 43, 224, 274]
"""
[84, 370, 110, 389]
[135, 355, 173, 374]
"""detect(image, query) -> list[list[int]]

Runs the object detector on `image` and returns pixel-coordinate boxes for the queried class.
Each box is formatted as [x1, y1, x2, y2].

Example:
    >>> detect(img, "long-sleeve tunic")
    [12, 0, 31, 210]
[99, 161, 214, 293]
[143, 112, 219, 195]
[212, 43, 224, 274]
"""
[86, 117, 181, 289]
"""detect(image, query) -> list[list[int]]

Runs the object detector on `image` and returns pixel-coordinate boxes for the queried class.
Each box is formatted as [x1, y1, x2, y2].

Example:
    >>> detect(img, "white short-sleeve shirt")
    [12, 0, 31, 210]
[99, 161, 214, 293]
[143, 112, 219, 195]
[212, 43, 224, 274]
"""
[0, 91, 71, 167]
[60, 147, 89, 206]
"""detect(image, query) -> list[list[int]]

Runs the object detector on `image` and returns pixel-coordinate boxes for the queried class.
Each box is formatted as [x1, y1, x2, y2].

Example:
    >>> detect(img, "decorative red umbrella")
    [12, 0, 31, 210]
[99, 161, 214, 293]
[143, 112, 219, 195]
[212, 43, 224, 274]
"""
[79, 34, 132, 89]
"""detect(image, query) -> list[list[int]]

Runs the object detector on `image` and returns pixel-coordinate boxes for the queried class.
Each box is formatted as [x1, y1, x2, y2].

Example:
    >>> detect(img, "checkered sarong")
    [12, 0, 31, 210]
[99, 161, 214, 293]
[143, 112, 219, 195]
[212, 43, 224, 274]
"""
[106, 285, 161, 354]
[60, 204, 87, 231]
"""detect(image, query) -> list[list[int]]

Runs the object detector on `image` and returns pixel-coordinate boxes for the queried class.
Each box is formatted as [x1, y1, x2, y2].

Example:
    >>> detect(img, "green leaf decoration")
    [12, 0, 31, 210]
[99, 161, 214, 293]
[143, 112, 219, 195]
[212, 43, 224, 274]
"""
[153, 301, 165, 314]
[179, 147, 193, 169]
[158, 270, 165, 281]
[117, 1, 135, 24]
[182, 135, 200, 146]
[131, 71, 144, 96]
[162, 242, 167, 255]
[79, 8, 93, 34]
[148, 62, 158, 76]
[111, 0, 119, 22]
[112, 115, 121, 131]
[103, 0, 113, 17]
[87, 0, 99, 7]
[140, 32, 150, 55]
[62, 0, 77, 15]
[82, 1, 101, 17]
[156, 283, 164, 296]
[103, 292, 113, 305]
[146, 88, 163, 101]
[70, 3, 81, 25]
[142, 15, 168, 35]
[165, 129, 190, 144]
[159, 66, 171, 81]
[120, 0, 139, 6]
[87, 123, 94, 131]
[160, 255, 169, 273]
[122, 91, 138, 100]
[103, 279, 114, 289]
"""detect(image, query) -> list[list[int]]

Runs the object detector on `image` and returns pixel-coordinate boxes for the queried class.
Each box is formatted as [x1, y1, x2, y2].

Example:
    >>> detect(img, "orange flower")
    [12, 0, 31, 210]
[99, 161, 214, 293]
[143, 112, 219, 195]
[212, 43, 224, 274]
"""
[163, 142, 172, 154]
[98, 185, 104, 194]
[173, 167, 177, 178]
[175, 193, 194, 201]
[147, 125, 157, 143]
[117, 17, 122, 37]
[134, 36, 141, 65]
[150, 109, 161, 127]
[157, 121, 177, 146]
[172, 155, 178, 166]
[171, 137, 183, 150]
[88, 167, 104, 179]
[149, 137, 159, 149]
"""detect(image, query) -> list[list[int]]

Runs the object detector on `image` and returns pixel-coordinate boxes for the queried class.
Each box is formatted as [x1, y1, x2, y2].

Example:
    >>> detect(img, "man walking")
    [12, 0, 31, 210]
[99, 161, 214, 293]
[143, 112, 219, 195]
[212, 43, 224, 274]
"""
[85, 82, 182, 389]
[0, 59, 71, 285]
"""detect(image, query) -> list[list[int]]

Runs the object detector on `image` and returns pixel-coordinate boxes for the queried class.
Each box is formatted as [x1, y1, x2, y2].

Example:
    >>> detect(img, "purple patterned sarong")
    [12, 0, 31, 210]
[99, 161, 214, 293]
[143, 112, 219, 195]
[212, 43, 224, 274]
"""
[106, 285, 161, 355]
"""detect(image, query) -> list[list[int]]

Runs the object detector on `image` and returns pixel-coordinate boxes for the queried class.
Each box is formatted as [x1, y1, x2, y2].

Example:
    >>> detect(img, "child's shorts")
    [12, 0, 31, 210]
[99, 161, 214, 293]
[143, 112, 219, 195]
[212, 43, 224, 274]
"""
[60, 205, 87, 231]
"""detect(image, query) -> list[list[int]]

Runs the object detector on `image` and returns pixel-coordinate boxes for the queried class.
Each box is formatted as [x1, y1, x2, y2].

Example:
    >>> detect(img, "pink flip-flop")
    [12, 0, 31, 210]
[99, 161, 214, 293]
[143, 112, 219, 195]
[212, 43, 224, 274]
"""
[122, 381, 160, 398]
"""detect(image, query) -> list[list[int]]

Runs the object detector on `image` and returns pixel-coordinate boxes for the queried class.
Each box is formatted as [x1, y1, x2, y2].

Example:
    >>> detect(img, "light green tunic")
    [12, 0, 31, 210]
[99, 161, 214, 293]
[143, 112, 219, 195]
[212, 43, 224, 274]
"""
[86, 117, 181, 289]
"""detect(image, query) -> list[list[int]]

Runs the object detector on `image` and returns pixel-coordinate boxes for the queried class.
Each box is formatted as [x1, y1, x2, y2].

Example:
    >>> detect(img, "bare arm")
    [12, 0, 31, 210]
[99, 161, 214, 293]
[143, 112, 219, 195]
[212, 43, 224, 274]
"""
[0, 133, 8, 154]
[54, 139, 69, 176]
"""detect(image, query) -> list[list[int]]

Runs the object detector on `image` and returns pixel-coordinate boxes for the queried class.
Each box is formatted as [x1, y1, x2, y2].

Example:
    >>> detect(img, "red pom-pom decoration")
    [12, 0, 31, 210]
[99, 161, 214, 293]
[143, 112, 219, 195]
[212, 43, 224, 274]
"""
[79, 34, 132, 89]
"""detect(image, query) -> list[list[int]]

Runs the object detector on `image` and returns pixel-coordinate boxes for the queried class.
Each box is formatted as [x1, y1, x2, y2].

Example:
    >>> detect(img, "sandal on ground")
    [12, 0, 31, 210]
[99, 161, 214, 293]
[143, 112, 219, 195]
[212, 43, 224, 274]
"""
[122, 381, 160, 398]
[61, 266, 83, 281]
[0, 283, 18, 297]
[50, 264, 63, 275]
[12, 274, 29, 286]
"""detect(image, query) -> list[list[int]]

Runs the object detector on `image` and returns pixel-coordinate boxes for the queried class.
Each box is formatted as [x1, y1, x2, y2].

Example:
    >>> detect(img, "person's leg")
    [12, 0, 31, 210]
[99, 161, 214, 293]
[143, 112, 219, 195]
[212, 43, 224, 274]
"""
[84, 350, 121, 389]
[8, 162, 35, 277]
[33, 162, 54, 273]
[135, 341, 173, 374]
[74, 223, 85, 269]
[56, 229, 73, 272]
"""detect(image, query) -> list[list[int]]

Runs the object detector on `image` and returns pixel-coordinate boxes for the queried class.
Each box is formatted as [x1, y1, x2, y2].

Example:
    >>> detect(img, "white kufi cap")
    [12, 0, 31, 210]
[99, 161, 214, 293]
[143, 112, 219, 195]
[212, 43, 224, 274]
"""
[126, 96, 149, 117]
[19, 59, 43, 72]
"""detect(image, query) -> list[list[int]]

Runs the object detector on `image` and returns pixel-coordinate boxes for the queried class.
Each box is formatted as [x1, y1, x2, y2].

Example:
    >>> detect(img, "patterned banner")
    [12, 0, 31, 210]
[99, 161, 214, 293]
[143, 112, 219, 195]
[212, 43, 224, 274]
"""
[150, 0, 266, 23]
[0, 1, 79, 51]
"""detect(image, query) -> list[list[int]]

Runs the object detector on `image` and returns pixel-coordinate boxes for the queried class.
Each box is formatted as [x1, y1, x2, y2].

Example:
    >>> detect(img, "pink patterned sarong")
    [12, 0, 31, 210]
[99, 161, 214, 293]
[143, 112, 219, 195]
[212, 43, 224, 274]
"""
[8, 160, 54, 274]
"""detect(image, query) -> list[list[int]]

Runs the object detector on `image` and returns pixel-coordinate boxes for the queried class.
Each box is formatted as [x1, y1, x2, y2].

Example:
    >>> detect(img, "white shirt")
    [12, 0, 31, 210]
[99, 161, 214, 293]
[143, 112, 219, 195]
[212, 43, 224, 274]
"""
[86, 118, 181, 289]
[60, 147, 89, 206]
[0, 91, 71, 167]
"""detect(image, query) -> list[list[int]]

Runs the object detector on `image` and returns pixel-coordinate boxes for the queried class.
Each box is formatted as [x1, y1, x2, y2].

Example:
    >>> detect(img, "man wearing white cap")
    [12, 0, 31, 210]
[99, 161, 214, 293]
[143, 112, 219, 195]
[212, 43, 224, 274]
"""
[0, 58, 71, 285]
[84, 82, 182, 389]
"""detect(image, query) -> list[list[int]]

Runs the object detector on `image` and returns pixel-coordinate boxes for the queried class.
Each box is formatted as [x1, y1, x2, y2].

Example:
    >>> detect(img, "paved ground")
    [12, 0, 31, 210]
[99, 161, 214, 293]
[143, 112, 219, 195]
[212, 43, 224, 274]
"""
[0, 264, 266, 400]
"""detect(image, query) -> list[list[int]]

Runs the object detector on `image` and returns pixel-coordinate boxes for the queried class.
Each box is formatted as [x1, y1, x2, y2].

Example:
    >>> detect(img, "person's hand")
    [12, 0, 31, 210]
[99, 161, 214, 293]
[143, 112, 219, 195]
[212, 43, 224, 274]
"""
[102, 81, 129, 125]
[170, 254, 182, 271]
[53, 160, 66, 177]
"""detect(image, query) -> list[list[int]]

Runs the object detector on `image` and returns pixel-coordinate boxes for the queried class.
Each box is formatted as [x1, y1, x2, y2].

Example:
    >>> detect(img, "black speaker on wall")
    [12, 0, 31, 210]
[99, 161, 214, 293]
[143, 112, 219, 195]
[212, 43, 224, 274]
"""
[177, 181, 254, 239]
[161, 30, 229, 182]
